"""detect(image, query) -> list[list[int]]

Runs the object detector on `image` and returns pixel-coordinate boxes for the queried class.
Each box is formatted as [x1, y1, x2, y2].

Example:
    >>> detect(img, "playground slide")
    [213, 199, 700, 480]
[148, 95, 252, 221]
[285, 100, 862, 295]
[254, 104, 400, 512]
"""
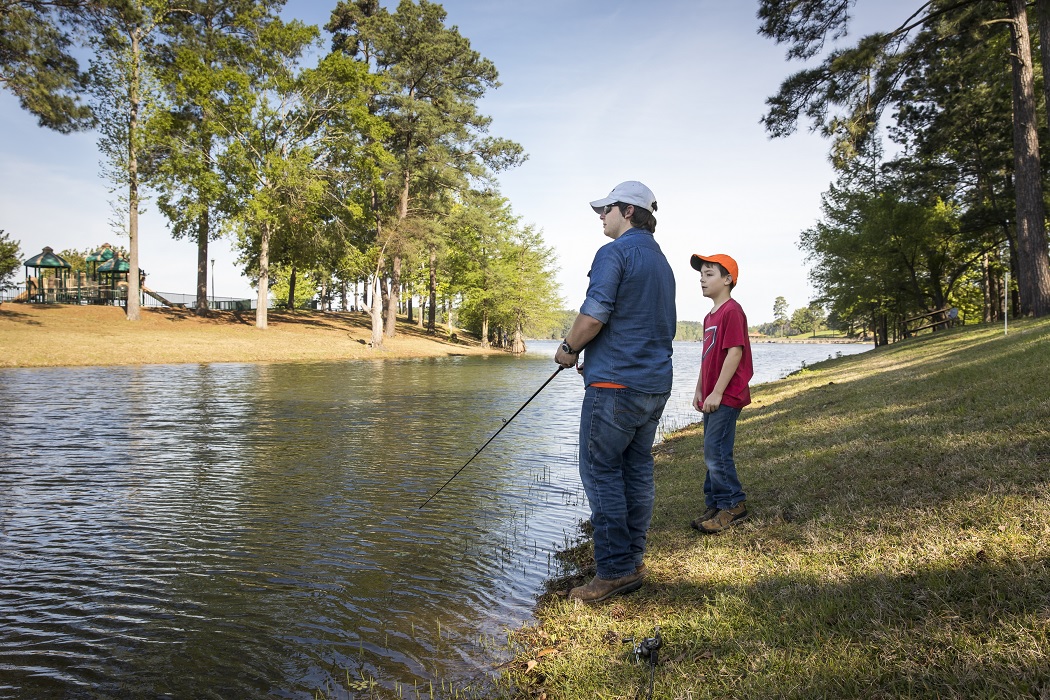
[141, 286, 183, 308]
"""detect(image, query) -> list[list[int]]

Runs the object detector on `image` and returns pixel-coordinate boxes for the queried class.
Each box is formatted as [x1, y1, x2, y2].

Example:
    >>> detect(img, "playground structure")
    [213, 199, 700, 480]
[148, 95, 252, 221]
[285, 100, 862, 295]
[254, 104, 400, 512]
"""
[5, 244, 254, 311]
[9, 244, 184, 308]
[12, 244, 158, 306]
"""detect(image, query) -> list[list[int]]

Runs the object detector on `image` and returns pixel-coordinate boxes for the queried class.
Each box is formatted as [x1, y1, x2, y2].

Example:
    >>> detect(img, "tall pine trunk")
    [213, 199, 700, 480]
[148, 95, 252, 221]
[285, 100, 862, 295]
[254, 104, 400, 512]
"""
[287, 266, 297, 310]
[385, 255, 400, 337]
[195, 208, 209, 315]
[1007, 0, 1050, 316]
[256, 221, 270, 329]
[427, 244, 437, 333]
[370, 272, 384, 347]
[126, 32, 142, 322]
[194, 130, 213, 316]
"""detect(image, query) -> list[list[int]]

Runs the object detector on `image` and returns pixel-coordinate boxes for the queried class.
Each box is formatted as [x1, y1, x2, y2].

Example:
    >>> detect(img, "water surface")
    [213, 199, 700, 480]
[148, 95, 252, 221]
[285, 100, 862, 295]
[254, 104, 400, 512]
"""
[0, 340, 867, 698]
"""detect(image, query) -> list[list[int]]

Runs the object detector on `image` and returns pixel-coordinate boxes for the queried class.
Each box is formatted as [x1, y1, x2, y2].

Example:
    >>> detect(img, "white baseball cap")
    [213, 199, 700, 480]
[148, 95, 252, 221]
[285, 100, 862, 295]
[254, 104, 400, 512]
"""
[589, 181, 658, 214]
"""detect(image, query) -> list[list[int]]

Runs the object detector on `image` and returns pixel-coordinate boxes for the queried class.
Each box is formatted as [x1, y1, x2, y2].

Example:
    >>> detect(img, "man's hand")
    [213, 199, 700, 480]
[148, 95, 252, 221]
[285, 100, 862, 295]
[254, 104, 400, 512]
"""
[554, 345, 577, 368]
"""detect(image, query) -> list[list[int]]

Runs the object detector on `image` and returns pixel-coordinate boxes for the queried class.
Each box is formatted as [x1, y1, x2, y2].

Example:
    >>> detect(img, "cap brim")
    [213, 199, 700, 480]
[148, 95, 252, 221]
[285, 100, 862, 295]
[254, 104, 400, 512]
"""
[589, 196, 615, 214]
[690, 254, 707, 271]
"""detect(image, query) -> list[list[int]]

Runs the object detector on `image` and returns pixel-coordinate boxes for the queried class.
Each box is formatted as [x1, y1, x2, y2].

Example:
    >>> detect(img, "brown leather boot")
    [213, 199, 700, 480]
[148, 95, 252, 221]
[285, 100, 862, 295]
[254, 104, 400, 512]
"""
[690, 505, 720, 530]
[569, 568, 646, 603]
[696, 502, 748, 534]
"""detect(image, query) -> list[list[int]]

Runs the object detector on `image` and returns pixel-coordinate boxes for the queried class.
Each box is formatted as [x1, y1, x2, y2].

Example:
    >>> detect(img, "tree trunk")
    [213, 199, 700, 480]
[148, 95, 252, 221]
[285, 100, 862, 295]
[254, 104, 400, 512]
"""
[427, 244, 437, 334]
[194, 128, 213, 316]
[512, 323, 526, 354]
[385, 254, 400, 337]
[380, 273, 389, 325]
[195, 208, 209, 315]
[480, 312, 489, 349]
[370, 273, 384, 347]
[256, 222, 270, 329]
[287, 266, 297, 310]
[1007, 0, 1050, 316]
[126, 33, 142, 322]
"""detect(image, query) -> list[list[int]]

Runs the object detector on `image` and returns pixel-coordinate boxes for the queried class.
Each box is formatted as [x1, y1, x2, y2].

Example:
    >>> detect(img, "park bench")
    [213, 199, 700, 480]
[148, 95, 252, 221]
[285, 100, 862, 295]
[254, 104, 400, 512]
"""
[903, 307, 953, 337]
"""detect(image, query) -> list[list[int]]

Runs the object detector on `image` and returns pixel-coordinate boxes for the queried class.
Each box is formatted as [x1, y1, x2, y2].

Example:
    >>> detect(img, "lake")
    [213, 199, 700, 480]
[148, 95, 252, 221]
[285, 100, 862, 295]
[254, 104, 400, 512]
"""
[0, 340, 868, 698]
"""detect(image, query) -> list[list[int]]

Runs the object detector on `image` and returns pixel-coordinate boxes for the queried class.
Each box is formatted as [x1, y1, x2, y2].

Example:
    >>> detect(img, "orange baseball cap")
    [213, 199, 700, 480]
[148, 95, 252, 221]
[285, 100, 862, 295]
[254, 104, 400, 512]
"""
[690, 253, 739, 284]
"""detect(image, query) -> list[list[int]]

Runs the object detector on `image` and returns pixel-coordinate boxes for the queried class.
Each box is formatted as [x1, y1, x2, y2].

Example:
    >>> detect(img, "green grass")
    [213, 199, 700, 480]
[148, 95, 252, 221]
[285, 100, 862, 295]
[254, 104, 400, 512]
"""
[503, 318, 1050, 699]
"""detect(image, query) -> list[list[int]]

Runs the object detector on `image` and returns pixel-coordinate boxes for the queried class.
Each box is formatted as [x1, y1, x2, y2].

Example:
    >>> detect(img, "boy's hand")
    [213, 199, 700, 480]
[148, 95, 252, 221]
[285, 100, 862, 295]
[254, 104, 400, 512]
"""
[702, 392, 723, 414]
[692, 388, 704, 412]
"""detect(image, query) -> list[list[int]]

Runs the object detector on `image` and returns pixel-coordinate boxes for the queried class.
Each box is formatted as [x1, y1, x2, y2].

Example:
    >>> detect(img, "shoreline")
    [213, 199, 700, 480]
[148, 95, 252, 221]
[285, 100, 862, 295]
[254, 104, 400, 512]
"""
[749, 336, 871, 344]
[0, 303, 496, 368]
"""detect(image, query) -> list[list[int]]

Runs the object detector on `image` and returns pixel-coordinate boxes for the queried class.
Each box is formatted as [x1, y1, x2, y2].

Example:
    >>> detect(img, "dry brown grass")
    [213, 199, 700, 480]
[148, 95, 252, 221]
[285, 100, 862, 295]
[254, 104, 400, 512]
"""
[0, 303, 495, 367]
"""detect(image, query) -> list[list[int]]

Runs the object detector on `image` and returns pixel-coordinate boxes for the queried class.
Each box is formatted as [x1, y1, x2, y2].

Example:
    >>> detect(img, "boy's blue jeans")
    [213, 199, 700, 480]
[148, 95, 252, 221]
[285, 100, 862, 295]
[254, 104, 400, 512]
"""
[703, 404, 746, 509]
[579, 385, 670, 580]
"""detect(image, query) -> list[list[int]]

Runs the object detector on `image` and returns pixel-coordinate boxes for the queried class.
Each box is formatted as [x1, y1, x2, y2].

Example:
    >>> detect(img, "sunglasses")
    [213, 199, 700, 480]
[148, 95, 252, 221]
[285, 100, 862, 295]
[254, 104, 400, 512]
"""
[603, 203, 625, 215]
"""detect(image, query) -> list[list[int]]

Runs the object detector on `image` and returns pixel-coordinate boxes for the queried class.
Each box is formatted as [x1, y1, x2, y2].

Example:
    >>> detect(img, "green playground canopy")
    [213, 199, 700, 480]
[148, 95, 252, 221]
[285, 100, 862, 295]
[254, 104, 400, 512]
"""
[97, 256, 130, 274]
[23, 247, 72, 270]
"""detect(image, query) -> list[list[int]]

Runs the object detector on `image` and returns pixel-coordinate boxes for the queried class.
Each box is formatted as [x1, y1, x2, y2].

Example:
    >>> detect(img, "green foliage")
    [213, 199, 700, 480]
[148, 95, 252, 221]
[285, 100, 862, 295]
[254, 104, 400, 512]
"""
[498, 223, 563, 344]
[790, 301, 827, 336]
[0, 1, 93, 132]
[676, 320, 705, 342]
[760, 0, 1050, 326]
[531, 309, 578, 340]
[801, 161, 1000, 336]
[9, 0, 543, 333]
[326, 0, 528, 340]
[0, 230, 21, 290]
[151, 0, 287, 252]
[444, 193, 561, 345]
[267, 263, 319, 309]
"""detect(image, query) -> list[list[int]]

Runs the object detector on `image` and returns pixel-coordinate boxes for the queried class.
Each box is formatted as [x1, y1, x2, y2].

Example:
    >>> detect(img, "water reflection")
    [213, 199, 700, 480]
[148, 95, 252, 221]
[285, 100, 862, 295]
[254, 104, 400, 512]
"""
[0, 341, 867, 698]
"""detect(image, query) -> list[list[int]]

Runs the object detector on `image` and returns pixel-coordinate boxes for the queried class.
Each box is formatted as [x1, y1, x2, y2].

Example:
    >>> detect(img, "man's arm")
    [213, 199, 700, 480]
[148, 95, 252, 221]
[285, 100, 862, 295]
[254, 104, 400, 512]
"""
[554, 313, 604, 367]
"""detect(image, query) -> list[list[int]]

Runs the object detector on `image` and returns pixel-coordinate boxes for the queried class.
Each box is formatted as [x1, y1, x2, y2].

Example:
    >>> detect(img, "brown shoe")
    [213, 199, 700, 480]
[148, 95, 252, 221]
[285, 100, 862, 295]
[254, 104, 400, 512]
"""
[569, 568, 646, 603]
[696, 502, 748, 534]
[690, 505, 720, 530]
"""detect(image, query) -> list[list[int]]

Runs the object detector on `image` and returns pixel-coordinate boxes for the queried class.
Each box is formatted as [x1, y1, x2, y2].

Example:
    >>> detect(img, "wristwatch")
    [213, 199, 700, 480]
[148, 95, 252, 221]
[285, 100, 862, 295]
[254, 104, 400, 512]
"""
[560, 340, 577, 355]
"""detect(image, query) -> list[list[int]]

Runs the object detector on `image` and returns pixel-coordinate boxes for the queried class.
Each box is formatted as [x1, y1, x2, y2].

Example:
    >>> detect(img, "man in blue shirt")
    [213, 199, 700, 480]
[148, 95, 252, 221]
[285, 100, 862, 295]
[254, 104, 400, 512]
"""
[554, 181, 676, 602]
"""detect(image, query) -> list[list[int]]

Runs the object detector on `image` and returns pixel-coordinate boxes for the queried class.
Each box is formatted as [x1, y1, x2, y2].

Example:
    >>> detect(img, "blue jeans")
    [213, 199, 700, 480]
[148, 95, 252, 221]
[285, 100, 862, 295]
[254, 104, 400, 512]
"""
[579, 386, 670, 580]
[703, 405, 745, 509]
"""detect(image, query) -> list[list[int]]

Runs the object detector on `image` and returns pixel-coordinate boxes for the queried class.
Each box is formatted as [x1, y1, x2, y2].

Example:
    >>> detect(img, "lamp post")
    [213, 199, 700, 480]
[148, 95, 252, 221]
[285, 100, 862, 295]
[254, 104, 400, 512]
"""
[210, 259, 215, 309]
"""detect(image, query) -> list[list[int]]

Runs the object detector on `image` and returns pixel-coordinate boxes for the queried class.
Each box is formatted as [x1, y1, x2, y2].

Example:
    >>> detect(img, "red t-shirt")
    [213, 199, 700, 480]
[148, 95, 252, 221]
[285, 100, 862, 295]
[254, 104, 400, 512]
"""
[701, 298, 753, 408]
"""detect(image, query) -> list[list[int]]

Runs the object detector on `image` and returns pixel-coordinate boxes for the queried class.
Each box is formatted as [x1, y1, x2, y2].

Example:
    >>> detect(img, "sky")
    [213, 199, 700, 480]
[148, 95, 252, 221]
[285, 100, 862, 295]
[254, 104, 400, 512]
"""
[0, 0, 917, 324]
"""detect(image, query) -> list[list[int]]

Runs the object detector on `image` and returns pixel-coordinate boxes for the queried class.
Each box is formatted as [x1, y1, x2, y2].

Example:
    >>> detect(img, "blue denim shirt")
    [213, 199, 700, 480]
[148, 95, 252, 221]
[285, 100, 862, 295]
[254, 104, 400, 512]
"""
[579, 228, 676, 393]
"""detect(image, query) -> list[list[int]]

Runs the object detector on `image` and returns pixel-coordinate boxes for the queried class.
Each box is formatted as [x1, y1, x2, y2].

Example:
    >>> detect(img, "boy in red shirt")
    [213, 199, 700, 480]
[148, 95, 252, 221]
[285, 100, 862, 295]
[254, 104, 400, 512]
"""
[689, 254, 754, 534]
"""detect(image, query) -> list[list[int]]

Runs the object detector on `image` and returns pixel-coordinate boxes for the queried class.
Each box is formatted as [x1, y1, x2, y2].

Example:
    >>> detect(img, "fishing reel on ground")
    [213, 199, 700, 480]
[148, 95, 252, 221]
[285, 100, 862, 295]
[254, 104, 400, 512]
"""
[624, 626, 662, 666]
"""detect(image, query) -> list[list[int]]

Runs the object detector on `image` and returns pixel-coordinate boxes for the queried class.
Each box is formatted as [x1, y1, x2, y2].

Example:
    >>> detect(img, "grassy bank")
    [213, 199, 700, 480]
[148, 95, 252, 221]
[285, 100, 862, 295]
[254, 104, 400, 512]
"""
[0, 303, 493, 367]
[505, 318, 1050, 699]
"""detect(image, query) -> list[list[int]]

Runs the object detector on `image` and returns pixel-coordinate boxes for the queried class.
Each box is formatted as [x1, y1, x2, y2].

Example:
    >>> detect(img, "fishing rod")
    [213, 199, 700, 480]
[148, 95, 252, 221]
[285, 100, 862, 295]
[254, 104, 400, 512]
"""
[419, 365, 566, 509]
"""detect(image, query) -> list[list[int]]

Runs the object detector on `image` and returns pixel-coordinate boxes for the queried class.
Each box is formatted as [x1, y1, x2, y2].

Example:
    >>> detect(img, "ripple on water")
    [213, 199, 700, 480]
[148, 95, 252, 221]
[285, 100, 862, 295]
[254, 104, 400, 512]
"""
[0, 342, 868, 697]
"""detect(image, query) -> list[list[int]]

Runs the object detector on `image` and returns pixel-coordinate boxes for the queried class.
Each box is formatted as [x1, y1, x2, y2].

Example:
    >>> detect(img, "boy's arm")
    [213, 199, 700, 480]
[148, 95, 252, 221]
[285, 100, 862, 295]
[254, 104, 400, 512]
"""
[701, 346, 743, 413]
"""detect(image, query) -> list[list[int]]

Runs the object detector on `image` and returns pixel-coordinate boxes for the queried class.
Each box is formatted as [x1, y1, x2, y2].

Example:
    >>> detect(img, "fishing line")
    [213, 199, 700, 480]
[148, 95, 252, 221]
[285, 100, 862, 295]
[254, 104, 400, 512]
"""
[418, 365, 566, 509]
